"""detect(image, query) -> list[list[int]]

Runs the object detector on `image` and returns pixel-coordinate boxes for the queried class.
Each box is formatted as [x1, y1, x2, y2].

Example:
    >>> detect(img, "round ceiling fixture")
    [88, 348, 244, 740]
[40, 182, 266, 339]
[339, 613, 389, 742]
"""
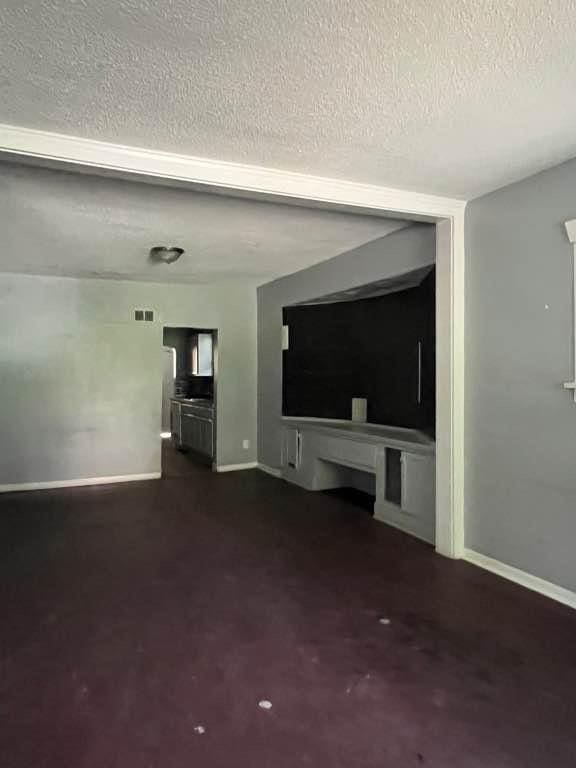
[149, 246, 184, 264]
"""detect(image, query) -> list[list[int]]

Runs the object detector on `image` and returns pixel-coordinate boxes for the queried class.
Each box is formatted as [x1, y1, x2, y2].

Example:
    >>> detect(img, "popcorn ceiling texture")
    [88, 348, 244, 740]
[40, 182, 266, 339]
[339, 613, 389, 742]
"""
[0, 162, 407, 283]
[1, 1, 576, 198]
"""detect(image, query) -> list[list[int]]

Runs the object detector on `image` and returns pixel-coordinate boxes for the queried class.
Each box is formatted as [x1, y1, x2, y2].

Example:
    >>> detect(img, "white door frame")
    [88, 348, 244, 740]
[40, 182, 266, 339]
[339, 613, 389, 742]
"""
[0, 123, 466, 558]
[161, 346, 176, 435]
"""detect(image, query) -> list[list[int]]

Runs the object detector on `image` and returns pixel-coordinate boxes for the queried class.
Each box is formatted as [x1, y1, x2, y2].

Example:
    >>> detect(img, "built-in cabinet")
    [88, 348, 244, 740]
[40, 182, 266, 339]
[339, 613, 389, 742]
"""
[171, 399, 214, 461]
[181, 409, 213, 458]
[374, 449, 435, 543]
[281, 419, 435, 544]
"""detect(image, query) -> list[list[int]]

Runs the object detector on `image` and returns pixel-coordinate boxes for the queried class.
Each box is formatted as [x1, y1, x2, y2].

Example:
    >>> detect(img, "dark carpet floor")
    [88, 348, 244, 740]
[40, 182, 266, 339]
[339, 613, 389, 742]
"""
[1, 442, 576, 768]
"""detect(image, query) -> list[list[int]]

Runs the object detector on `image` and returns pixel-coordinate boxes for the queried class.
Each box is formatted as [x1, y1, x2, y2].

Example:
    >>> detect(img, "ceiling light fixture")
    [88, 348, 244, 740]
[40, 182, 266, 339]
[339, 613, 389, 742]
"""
[149, 246, 184, 264]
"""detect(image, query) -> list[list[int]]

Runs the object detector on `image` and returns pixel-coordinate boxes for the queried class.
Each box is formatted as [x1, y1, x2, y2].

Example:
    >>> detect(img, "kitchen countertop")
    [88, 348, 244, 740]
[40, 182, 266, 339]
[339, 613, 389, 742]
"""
[171, 397, 214, 408]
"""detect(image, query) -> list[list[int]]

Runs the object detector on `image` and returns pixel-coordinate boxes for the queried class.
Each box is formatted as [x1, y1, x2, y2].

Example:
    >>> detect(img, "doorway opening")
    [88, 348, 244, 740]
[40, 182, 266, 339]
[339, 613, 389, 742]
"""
[161, 327, 218, 477]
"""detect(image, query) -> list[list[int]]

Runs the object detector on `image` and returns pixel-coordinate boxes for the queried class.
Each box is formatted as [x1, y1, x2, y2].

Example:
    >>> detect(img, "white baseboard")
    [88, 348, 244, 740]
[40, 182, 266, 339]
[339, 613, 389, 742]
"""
[464, 549, 576, 610]
[215, 462, 258, 473]
[0, 472, 161, 493]
[257, 463, 282, 478]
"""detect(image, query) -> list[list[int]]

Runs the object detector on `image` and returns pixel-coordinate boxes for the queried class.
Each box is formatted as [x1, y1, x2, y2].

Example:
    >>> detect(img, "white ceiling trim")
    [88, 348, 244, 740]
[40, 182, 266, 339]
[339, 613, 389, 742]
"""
[0, 122, 466, 219]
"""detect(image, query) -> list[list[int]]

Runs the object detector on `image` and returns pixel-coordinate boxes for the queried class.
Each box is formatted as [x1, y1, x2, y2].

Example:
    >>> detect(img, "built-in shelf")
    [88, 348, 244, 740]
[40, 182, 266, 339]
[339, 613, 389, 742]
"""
[280, 420, 435, 543]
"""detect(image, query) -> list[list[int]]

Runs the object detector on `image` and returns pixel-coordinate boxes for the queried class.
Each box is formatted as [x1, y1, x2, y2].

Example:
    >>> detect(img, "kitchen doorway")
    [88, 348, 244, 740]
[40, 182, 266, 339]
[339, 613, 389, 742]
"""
[161, 327, 218, 476]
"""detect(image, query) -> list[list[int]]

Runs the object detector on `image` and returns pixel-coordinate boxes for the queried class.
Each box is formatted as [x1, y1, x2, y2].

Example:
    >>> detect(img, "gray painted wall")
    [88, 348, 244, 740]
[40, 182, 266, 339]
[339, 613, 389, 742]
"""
[257, 224, 436, 469]
[0, 274, 257, 484]
[466, 157, 576, 592]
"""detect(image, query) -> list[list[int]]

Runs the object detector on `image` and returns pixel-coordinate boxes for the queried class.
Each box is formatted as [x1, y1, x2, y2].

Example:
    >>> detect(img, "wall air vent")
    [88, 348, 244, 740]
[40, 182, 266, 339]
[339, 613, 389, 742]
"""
[134, 309, 155, 322]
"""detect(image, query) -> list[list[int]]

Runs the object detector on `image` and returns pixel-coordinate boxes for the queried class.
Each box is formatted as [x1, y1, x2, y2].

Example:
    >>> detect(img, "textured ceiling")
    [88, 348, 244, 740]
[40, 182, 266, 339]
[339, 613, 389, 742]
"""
[0, 163, 407, 283]
[1, 2, 576, 198]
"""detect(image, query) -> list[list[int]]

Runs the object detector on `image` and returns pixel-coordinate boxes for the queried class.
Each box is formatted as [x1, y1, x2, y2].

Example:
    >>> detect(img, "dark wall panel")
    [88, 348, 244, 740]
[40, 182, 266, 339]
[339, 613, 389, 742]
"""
[282, 270, 435, 432]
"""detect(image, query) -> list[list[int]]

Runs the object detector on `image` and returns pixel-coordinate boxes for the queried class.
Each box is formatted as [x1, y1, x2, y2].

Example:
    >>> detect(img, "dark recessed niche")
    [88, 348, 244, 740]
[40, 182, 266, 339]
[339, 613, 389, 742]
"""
[282, 268, 435, 433]
[323, 487, 375, 513]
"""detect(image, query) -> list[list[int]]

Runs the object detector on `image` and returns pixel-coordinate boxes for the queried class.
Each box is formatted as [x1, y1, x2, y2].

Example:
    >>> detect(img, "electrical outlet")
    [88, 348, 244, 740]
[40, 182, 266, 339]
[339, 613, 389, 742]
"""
[242, 439, 250, 450]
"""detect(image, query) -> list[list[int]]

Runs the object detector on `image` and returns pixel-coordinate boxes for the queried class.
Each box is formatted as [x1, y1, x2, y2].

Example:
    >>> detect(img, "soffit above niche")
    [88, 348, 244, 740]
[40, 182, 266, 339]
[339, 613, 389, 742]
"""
[294, 264, 434, 306]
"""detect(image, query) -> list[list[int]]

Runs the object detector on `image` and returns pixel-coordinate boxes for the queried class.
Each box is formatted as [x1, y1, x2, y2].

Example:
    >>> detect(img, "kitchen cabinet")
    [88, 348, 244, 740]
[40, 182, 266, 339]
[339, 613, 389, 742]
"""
[182, 413, 213, 457]
[170, 399, 215, 460]
[180, 402, 214, 460]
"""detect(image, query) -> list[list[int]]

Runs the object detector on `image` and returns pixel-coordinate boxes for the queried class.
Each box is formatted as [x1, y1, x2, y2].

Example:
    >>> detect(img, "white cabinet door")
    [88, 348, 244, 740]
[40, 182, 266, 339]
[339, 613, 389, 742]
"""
[401, 453, 435, 540]
[283, 427, 301, 469]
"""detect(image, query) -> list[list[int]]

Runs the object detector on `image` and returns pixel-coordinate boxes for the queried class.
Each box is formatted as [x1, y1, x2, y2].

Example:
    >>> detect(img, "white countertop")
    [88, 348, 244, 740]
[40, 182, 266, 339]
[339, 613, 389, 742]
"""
[281, 416, 435, 454]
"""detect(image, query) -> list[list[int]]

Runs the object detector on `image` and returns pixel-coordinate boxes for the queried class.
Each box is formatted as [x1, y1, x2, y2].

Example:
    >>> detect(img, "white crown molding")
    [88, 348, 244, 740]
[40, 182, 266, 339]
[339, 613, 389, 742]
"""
[464, 549, 576, 610]
[0, 472, 161, 493]
[0, 123, 466, 219]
